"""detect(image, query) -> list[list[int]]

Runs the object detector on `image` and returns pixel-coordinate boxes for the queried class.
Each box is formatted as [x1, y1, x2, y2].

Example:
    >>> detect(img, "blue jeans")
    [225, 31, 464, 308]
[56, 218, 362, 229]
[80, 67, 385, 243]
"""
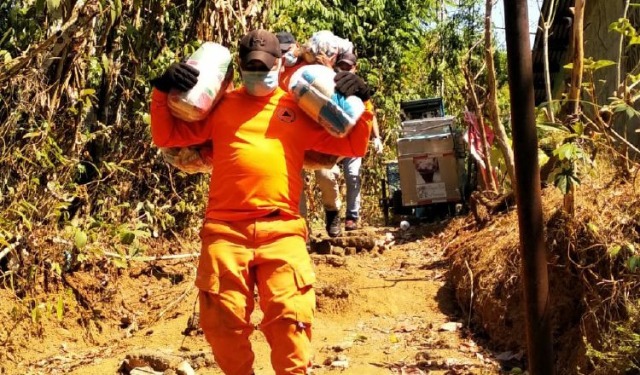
[314, 157, 362, 220]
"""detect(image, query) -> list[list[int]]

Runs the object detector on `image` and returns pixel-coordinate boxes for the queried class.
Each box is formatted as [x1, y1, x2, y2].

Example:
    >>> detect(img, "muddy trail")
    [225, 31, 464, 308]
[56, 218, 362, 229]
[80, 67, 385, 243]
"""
[4, 223, 514, 375]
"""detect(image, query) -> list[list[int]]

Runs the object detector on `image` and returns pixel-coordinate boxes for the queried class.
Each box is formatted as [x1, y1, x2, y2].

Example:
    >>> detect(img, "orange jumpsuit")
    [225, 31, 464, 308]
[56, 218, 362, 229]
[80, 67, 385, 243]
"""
[150, 86, 372, 374]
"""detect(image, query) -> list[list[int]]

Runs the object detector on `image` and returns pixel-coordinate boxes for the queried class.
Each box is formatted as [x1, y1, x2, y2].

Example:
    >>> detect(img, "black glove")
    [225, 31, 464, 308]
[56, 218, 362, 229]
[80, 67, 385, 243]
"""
[334, 71, 371, 101]
[150, 62, 199, 93]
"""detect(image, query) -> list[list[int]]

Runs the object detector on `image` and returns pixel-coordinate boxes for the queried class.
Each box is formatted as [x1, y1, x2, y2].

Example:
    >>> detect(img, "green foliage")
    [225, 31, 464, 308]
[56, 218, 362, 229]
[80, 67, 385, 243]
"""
[538, 57, 634, 201]
[537, 120, 595, 195]
[608, 243, 640, 273]
[586, 300, 640, 373]
[564, 58, 616, 72]
[27, 289, 73, 325]
[535, 14, 640, 371]
[610, 17, 640, 46]
[539, 26, 640, 199]
[0, 0, 266, 307]
[406, 0, 489, 116]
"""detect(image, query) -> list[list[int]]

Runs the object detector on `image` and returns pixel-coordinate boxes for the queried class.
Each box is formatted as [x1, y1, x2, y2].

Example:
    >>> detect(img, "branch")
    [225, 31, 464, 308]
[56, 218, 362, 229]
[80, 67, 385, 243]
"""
[153, 283, 194, 323]
[617, 0, 632, 89]
[568, 0, 585, 115]
[103, 252, 200, 262]
[0, 247, 12, 263]
[0, 0, 101, 84]
[464, 38, 484, 62]
[582, 114, 640, 157]
[464, 260, 474, 327]
[0, 238, 22, 262]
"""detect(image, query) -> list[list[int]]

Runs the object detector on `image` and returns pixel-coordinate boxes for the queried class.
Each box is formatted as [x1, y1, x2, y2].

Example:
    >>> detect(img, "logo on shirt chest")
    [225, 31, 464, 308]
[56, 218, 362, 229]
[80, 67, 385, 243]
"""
[276, 106, 297, 123]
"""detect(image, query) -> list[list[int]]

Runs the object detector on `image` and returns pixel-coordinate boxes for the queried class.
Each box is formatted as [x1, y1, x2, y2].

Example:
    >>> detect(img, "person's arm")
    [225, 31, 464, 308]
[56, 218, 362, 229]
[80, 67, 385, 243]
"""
[150, 89, 212, 147]
[371, 113, 380, 139]
[368, 102, 384, 154]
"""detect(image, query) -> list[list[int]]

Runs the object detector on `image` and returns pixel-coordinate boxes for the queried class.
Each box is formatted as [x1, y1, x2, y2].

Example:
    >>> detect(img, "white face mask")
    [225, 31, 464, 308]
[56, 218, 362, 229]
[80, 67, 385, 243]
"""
[283, 51, 298, 67]
[241, 62, 280, 96]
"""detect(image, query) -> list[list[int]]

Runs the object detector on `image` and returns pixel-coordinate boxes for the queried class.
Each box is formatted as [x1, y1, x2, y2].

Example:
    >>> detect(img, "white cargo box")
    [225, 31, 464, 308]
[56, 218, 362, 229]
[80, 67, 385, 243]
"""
[401, 116, 455, 137]
[397, 132, 455, 156]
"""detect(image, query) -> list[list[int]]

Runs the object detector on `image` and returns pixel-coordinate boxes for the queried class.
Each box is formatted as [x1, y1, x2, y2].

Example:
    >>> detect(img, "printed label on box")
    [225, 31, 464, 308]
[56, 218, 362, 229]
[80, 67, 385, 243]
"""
[413, 155, 448, 201]
[416, 182, 447, 201]
[413, 155, 443, 184]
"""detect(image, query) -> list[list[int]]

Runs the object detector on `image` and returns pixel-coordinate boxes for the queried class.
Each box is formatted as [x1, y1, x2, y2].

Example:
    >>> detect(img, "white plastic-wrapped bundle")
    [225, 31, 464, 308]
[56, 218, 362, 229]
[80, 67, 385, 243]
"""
[288, 65, 365, 137]
[168, 42, 232, 122]
[160, 145, 212, 174]
[301, 31, 353, 64]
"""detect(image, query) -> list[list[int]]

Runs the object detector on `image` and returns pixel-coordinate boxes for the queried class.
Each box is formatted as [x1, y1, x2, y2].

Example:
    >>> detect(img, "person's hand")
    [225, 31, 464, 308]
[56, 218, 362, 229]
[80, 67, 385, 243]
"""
[334, 71, 371, 101]
[151, 62, 199, 93]
[372, 137, 383, 154]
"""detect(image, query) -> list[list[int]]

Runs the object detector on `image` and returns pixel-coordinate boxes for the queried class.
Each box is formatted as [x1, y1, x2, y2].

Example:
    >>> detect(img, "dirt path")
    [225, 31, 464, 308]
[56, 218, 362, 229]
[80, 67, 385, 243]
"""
[12, 225, 501, 375]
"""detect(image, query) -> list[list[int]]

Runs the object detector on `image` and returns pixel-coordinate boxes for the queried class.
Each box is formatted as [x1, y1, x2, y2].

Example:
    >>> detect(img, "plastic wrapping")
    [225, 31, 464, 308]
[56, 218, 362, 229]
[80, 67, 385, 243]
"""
[288, 65, 365, 137]
[302, 30, 353, 62]
[167, 42, 232, 122]
[160, 145, 213, 174]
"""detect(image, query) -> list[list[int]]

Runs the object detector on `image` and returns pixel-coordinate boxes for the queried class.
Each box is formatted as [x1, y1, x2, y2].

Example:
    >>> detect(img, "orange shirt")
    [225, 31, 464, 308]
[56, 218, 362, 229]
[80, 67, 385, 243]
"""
[150, 87, 373, 221]
[279, 61, 305, 91]
[365, 100, 374, 114]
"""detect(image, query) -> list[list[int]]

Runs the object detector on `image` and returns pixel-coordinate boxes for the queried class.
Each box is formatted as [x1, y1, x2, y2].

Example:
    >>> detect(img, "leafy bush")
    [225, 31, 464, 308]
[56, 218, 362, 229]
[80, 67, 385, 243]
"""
[0, 0, 266, 304]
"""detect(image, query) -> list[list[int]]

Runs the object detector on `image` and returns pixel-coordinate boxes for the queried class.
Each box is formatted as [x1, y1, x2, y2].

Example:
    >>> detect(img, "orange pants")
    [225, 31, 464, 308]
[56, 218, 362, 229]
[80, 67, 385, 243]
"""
[196, 215, 316, 375]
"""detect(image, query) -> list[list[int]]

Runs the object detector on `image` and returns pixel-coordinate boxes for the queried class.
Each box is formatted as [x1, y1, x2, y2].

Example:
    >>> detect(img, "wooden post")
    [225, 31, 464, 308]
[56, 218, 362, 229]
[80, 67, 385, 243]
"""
[503, 0, 555, 373]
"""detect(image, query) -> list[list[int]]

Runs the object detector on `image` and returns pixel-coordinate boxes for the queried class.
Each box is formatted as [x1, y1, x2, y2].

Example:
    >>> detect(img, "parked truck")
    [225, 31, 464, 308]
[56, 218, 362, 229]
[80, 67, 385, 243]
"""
[380, 98, 468, 224]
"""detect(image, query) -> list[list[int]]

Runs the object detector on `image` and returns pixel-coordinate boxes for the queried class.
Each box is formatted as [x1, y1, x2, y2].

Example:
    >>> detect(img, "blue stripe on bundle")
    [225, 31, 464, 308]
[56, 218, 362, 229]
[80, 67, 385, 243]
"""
[301, 70, 317, 85]
[319, 103, 350, 133]
[329, 93, 356, 117]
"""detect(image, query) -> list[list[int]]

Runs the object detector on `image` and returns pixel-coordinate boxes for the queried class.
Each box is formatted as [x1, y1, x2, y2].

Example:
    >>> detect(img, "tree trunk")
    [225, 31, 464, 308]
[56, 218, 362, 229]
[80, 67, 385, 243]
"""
[568, 0, 584, 115]
[439, 0, 446, 98]
[565, 0, 586, 216]
[463, 66, 498, 193]
[618, 0, 632, 174]
[484, 0, 516, 188]
[541, 0, 557, 123]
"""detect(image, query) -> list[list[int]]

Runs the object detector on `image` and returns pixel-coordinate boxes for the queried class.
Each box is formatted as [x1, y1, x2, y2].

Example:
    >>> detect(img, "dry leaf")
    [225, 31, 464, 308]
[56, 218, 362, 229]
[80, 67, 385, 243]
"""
[400, 366, 427, 375]
[439, 322, 462, 332]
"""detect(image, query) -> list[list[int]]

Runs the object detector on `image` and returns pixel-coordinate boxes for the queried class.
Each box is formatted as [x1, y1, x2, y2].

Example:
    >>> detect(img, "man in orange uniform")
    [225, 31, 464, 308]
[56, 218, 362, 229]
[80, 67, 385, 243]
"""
[149, 30, 373, 375]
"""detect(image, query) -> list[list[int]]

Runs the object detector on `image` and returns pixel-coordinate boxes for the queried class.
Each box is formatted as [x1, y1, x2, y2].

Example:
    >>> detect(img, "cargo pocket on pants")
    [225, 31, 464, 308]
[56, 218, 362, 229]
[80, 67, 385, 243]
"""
[197, 270, 222, 334]
[198, 270, 254, 335]
[292, 262, 317, 325]
[195, 271, 221, 294]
